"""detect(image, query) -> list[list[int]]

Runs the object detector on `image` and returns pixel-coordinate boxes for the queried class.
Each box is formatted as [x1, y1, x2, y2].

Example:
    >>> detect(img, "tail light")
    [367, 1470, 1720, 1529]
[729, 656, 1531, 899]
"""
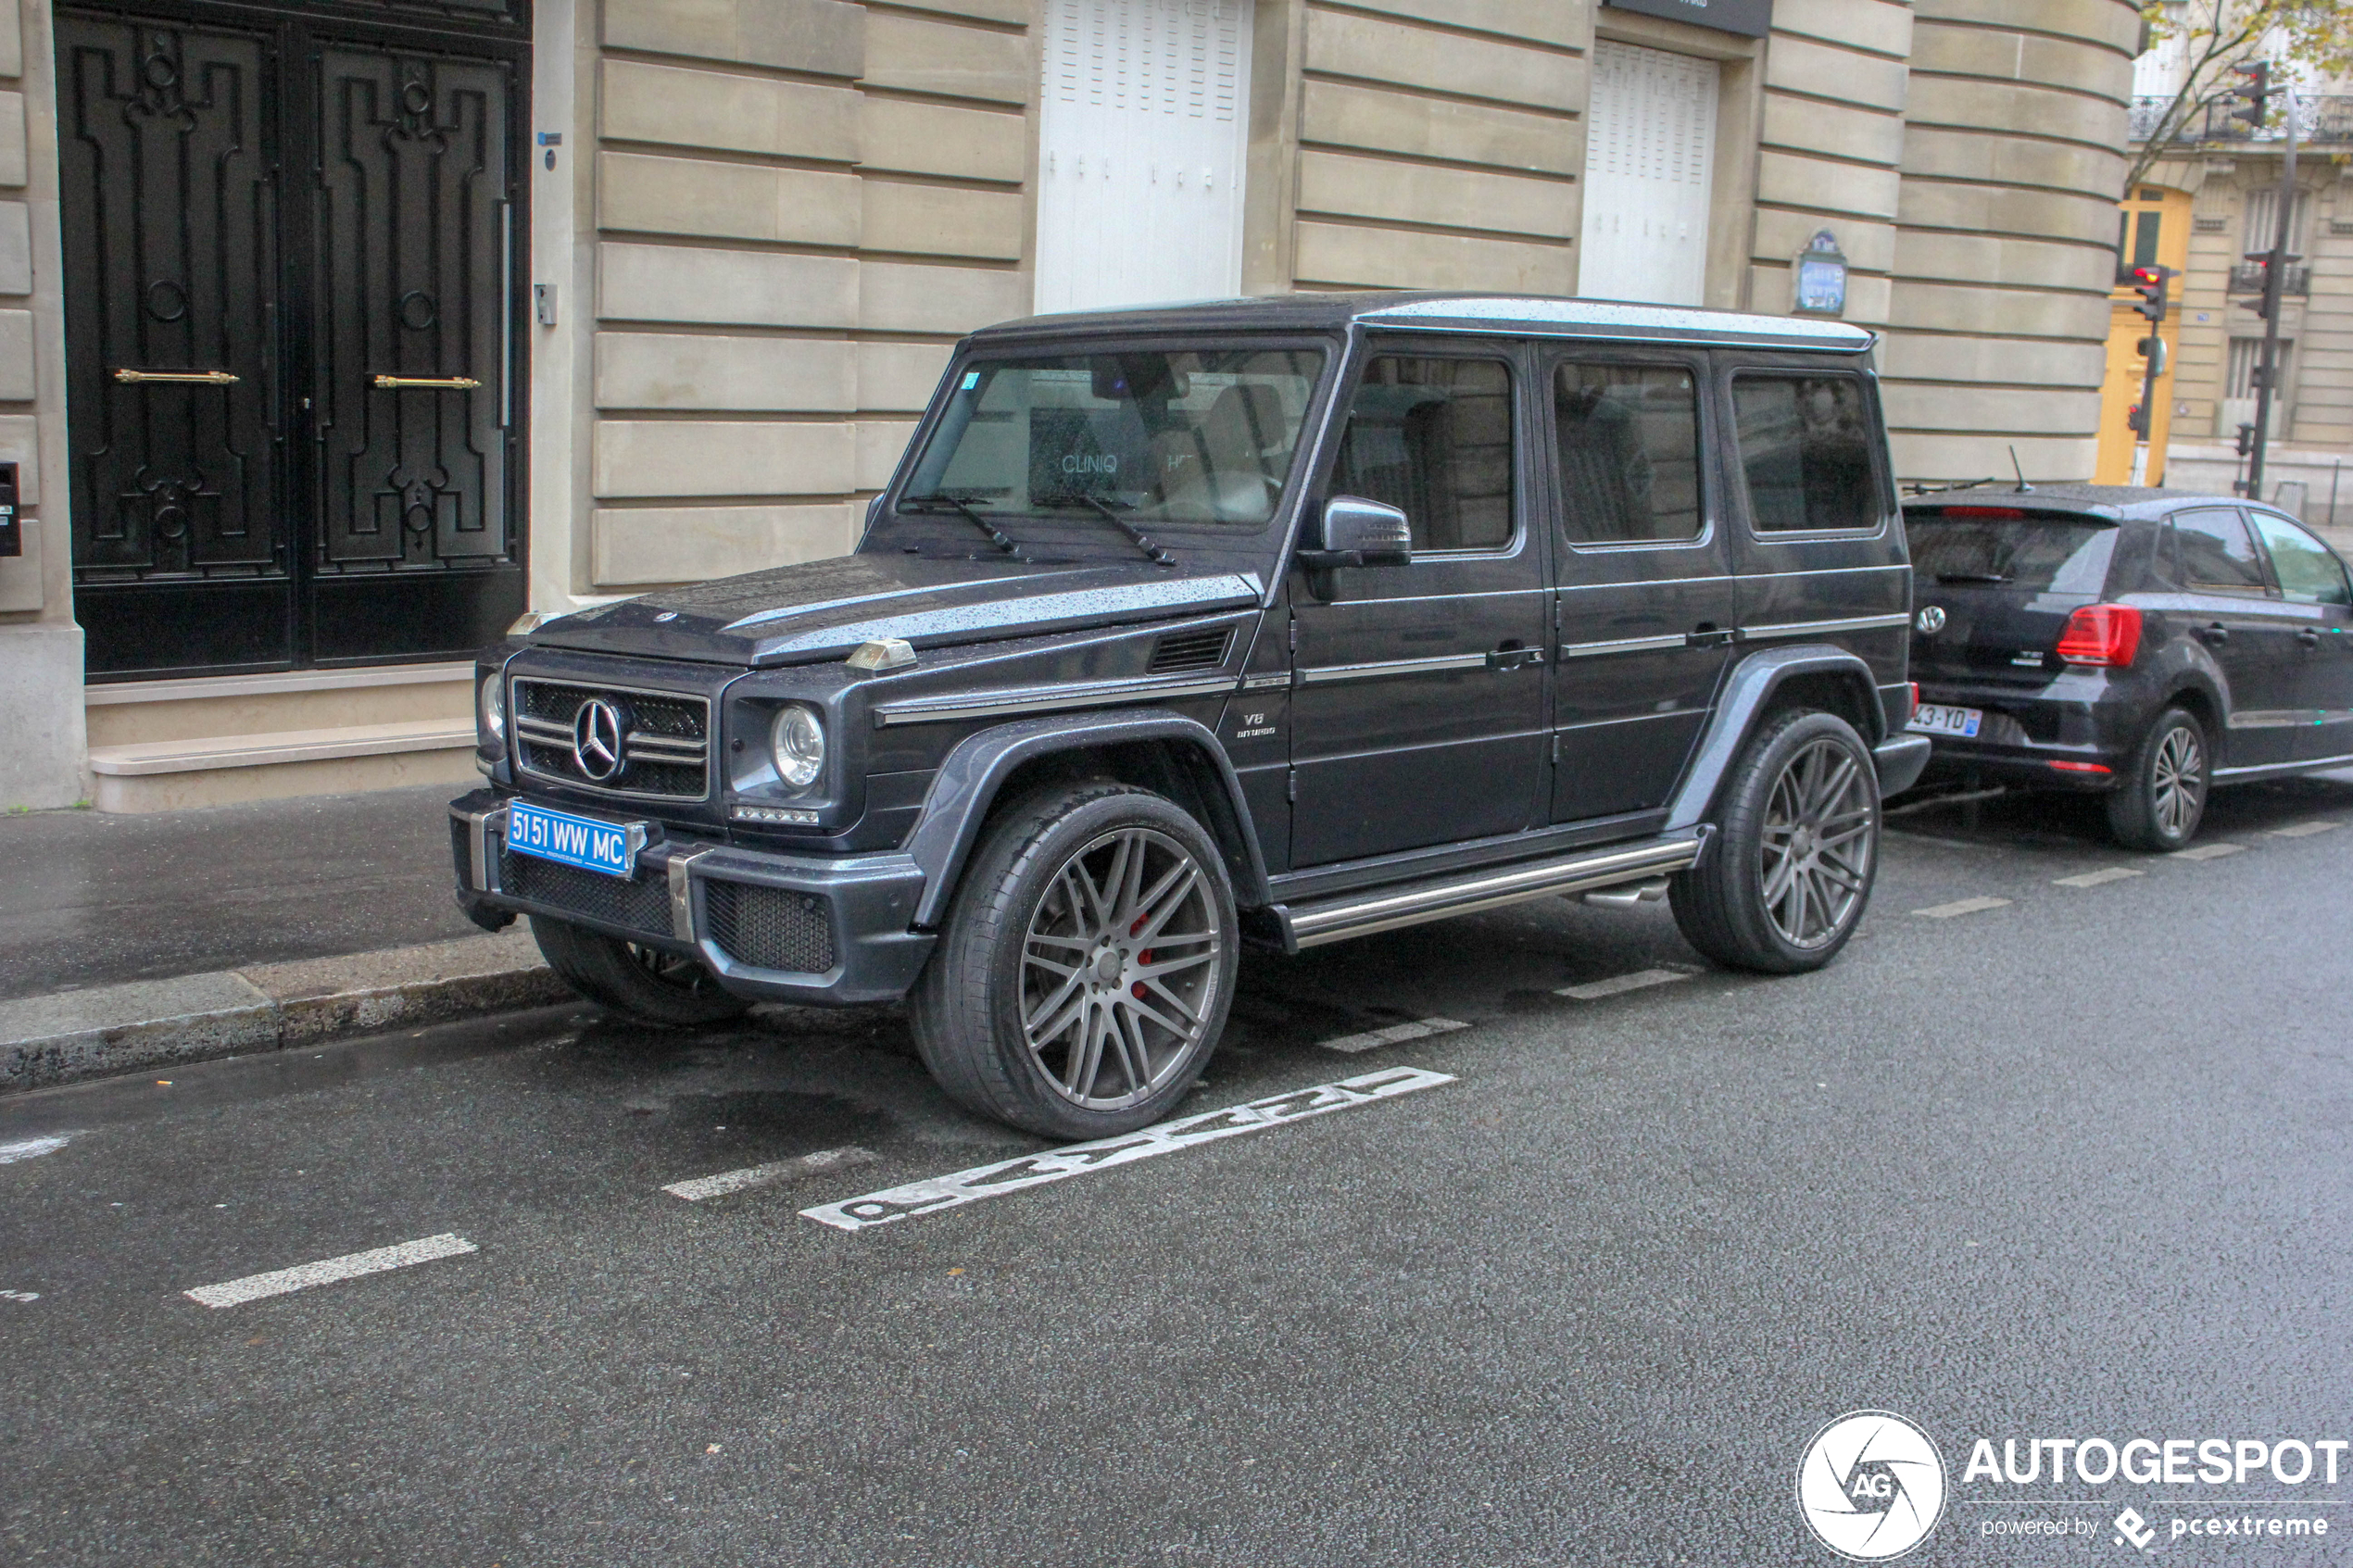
[2055, 603, 2143, 668]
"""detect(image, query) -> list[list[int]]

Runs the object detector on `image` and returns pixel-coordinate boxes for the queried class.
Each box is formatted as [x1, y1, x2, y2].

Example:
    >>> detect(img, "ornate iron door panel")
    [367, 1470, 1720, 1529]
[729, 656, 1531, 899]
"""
[308, 38, 521, 663]
[58, 12, 292, 676]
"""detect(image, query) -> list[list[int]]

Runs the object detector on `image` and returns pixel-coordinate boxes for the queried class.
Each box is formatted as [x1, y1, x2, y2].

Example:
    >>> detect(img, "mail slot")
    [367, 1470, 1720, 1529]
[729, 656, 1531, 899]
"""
[0, 461, 19, 558]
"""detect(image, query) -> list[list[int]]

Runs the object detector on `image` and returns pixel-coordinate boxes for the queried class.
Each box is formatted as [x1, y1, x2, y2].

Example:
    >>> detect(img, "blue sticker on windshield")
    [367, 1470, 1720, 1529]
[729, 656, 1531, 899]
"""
[960, 370, 979, 391]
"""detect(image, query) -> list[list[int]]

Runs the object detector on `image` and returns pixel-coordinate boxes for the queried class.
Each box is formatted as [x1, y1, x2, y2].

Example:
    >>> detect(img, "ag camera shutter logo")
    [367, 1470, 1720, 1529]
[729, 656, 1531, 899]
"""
[1797, 1411, 1947, 1560]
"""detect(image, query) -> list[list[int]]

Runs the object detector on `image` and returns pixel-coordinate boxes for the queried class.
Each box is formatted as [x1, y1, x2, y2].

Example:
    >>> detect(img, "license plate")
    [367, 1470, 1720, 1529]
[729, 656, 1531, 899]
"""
[1909, 703, 1983, 739]
[506, 800, 646, 878]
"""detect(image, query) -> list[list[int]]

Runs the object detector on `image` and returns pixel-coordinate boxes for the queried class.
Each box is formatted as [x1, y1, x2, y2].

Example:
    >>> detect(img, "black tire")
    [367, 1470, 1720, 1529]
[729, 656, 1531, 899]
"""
[1670, 709, 1881, 975]
[529, 915, 752, 1027]
[909, 783, 1239, 1140]
[2106, 706, 2210, 851]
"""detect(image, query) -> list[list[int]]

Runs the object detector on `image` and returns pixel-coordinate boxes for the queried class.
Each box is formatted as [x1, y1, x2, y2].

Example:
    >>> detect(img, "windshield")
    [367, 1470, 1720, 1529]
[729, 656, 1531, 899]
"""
[899, 347, 1327, 529]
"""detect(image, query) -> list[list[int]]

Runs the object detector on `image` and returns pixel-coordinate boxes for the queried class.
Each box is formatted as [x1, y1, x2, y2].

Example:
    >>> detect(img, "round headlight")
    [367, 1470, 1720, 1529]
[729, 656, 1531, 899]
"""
[478, 672, 505, 743]
[770, 705, 824, 790]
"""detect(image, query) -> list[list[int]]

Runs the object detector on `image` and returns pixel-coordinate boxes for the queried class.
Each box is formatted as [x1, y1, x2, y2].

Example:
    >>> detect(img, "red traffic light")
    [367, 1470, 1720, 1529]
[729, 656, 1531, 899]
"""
[2130, 265, 2171, 325]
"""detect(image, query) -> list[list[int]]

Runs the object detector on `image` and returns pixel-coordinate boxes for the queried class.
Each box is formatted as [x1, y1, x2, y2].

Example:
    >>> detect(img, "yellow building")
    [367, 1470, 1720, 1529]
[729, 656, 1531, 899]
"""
[2096, 185, 2194, 484]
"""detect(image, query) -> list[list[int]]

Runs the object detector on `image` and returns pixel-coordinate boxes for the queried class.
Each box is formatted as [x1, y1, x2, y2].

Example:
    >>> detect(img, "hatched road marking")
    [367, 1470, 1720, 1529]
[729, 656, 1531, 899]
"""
[0, 1135, 72, 1164]
[184, 1234, 477, 1309]
[1912, 896, 2013, 919]
[800, 1066, 1455, 1232]
[1318, 1017, 1467, 1053]
[1557, 968, 1694, 1001]
[663, 1146, 878, 1201]
[2171, 842, 2246, 860]
[2055, 867, 2145, 888]
[2266, 821, 2341, 839]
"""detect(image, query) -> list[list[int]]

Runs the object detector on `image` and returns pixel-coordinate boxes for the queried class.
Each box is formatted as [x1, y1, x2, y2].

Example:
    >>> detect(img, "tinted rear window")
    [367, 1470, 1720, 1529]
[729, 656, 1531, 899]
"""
[1906, 511, 2117, 596]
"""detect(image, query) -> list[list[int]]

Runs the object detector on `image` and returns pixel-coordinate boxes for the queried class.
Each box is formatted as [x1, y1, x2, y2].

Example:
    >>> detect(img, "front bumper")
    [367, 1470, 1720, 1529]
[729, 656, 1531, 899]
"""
[450, 790, 934, 1005]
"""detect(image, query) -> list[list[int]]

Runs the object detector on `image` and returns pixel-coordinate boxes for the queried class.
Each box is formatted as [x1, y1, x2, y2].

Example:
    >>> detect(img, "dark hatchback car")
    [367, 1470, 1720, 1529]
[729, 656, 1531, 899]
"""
[1905, 484, 2353, 848]
[454, 293, 1926, 1138]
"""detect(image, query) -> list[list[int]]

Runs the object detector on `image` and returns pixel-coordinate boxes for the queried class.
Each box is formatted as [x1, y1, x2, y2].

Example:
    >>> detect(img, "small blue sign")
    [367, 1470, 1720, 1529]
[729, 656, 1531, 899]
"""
[1794, 230, 1849, 316]
[507, 800, 644, 879]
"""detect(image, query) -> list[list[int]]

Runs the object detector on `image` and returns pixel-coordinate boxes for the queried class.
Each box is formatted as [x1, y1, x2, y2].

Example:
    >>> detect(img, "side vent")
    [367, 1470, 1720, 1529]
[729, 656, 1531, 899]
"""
[1148, 626, 1233, 675]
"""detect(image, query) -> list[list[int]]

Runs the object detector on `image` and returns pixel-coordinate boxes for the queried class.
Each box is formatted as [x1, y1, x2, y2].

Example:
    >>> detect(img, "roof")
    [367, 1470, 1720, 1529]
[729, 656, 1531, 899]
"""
[971, 291, 1879, 354]
[1902, 483, 2253, 521]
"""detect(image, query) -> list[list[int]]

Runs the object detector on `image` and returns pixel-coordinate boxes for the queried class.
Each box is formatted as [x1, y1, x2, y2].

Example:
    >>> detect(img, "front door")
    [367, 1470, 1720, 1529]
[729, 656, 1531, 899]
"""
[1288, 347, 1549, 867]
[58, 2, 526, 681]
[2165, 507, 2306, 771]
[2246, 508, 2353, 764]
[1544, 349, 1736, 823]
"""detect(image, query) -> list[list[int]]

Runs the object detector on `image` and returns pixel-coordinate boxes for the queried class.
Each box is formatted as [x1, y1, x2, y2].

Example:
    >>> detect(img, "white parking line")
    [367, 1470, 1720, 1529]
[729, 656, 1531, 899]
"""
[2267, 821, 2341, 839]
[1318, 1017, 1467, 1053]
[800, 1065, 1455, 1232]
[2054, 867, 2145, 888]
[0, 1135, 71, 1164]
[1556, 968, 1693, 1001]
[2171, 842, 2246, 861]
[662, 1146, 878, 1201]
[183, 1234, 477, 1309]
[1911, 896, 2013, 919]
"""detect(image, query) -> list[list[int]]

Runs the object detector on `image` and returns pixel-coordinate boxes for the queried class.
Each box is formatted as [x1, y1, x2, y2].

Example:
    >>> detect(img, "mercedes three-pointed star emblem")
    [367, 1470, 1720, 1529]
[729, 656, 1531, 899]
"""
[573, 697, 627, 783]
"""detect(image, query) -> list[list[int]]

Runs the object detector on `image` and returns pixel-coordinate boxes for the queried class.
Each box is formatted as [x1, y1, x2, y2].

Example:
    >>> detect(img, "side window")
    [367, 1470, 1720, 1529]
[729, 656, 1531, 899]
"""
[1328, 356, 1514, 552]
[2170, 508, 2271, 595]
[2249, 511, 2353, 606]
[1554, 361, 1703, 545]
[1731, 373, 1881, 533]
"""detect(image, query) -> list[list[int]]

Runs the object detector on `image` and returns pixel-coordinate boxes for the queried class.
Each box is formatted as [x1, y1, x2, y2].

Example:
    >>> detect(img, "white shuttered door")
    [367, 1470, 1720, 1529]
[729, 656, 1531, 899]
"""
[1034, 0, 1252, 314]
[1579, 42, 1718, 306]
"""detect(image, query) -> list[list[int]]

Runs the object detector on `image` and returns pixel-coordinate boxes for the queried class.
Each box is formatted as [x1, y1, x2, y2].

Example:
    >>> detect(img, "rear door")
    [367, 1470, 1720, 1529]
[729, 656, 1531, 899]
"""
[2246, 509, 2353, 764]
[2165, 507, 2305, 770]
[1287, 344, 1549, 866]
[1543, 348, 1736, 822]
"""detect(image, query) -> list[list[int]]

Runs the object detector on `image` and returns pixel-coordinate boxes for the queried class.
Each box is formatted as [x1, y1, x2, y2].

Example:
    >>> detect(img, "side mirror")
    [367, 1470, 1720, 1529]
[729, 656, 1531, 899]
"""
[1301, 495, 1412, 570]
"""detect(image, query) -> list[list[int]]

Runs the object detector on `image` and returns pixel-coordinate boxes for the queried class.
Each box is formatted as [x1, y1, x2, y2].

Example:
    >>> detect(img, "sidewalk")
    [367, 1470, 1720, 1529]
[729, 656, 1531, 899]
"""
[0, 784, 568, 1091]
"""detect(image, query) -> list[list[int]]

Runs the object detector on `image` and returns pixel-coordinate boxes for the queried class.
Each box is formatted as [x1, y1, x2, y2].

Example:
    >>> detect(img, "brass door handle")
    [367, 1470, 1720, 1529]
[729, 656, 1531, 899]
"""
[372, 374, 482, 390]
[113, 369, 239, 384]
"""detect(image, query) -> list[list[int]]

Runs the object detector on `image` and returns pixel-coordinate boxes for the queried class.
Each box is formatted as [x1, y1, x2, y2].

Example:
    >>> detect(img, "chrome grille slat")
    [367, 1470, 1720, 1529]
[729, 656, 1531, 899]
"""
[511, 677, 712, 802]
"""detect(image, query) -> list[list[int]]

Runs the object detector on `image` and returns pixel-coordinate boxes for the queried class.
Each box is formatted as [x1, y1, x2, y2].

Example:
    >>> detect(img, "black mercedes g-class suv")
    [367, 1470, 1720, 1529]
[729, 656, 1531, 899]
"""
[452, 293, 1926, 1138]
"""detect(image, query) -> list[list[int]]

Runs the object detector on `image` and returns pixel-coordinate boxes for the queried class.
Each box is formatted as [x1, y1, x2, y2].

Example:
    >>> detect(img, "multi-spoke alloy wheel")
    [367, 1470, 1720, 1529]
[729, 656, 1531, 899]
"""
[1669, 709, 1881, 974]
[1758, 735, 1877, 950]
[2108, 707, 2210, 851]
[912, 784, 1239, 1138]
[1020, 826, 1222, 1110]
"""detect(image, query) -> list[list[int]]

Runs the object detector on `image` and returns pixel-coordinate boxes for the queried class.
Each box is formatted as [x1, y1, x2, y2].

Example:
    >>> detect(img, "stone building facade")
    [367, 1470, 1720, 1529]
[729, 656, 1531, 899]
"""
[0, 0, 2138, 812]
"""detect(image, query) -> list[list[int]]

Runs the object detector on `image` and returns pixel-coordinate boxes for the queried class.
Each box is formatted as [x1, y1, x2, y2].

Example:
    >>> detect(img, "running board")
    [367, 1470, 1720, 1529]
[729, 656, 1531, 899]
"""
[1267, 836, 1703, 952]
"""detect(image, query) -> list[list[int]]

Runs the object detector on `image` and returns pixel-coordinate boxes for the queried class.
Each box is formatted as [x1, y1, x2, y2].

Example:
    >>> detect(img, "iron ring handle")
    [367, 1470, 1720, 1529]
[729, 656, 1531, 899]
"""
[372, 374, 482, 390]
[112, 369, 239, 385]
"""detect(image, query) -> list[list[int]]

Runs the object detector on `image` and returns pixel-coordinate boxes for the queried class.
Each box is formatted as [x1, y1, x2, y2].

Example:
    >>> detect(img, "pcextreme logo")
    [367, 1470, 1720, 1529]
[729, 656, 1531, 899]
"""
[1797, 1411, 1950, 1561]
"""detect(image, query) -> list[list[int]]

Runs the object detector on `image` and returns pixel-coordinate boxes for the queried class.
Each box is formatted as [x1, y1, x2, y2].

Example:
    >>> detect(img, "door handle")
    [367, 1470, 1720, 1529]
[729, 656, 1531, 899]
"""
[113, 368, 238, 385]
[2195, 622, 2229, 646]
[2298, 627, 2323, 646]
[371, 374, 483, 390]
[1486, 646, 1541, 671]
[1686, 624, 1736, 648]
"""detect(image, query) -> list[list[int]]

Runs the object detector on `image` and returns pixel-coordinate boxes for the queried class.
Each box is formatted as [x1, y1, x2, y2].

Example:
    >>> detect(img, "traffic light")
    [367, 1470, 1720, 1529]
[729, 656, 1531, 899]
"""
[2135, 335, 2168, 376]
[2231, 60, 2271, 132]
[2235, 422, 2259, 458]
[2127, 402, 2149, 437]
[2131, 266, 2171, 325]
[2239, 256, 2273, 318]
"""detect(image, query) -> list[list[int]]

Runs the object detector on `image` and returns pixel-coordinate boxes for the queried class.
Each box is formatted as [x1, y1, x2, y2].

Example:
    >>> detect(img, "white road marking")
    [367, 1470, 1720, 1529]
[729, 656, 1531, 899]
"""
[183, 1234, 477, 1309]
[801, 1065, 1456, 1232]
[1317, 1016, 1467, 1053]
[0, 1135, 71, 1164]
[2266, 821, 2341, 839]
[1911, 896, 2013, 919]
[662, 1145, 878, 1201]
[2054, 867, 2145, 888]
[1556, 968, 1693, 1001]
[2171, 842, 2246, 861]
[0, 1289, 38, 1302]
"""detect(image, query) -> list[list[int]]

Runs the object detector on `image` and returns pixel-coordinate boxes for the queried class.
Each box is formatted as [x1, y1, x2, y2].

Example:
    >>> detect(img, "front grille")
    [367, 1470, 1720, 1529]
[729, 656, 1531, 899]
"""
[499, 847, 673, 937]
[513, 678, 711, 801]
[1149, 626, 1233, 674]
[705, 880, 836, 974]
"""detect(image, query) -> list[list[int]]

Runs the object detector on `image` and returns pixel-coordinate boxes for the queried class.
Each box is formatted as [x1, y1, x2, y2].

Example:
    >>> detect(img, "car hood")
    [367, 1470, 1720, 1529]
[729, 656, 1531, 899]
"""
[526, 552, 1265, 668]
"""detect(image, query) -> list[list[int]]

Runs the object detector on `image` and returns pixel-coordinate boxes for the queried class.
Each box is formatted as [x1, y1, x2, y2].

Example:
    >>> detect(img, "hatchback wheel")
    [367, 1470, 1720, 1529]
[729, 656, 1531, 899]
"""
[1670, 709, 1880, 974]
[2107, 706, 2209, 851]
[910, 783, 1238, 1139]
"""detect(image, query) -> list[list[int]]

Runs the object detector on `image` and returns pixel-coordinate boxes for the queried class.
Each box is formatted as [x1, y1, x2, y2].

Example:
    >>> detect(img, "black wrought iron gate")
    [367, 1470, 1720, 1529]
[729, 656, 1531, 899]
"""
[57, 0, 528, 680]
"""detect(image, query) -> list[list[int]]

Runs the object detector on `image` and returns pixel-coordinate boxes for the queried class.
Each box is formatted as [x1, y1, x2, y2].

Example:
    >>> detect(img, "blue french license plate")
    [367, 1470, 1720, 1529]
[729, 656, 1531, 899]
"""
[506, 801, 642, 879]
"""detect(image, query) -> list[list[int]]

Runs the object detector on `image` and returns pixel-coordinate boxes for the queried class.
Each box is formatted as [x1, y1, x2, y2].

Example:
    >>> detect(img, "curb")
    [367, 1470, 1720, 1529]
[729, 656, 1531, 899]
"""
[0, 928, 572, 1094]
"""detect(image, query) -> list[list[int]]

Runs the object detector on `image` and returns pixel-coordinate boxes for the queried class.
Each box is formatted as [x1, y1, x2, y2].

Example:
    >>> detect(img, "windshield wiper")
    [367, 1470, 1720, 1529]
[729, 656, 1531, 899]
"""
[1935, 571, 2011, 584]
[1030, 492, 1175, 567]
[900, 493, 1026, 559]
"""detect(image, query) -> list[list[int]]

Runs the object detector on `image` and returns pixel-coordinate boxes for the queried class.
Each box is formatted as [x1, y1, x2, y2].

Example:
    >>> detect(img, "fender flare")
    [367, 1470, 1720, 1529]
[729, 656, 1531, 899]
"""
[1665, 646, 1883, 834]
[903, 708, 1271, 928]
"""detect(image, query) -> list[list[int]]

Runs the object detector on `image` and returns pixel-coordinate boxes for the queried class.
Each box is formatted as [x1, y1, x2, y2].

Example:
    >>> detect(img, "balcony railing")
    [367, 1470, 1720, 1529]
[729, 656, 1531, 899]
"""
[2132, 94, 2353, 146]
[2227, 261, 2311, 295]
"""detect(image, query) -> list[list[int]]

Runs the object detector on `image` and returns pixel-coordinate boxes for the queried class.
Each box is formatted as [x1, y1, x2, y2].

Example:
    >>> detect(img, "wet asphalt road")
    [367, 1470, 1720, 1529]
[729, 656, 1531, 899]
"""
[3, 776, 2350, 1567]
